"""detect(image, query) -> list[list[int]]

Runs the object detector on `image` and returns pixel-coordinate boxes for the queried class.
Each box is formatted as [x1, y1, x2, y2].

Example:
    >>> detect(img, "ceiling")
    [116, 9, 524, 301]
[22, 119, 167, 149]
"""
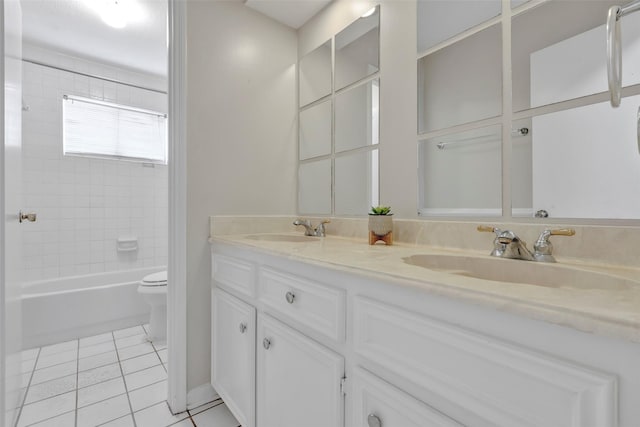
[21, 0, 168, 76]
[244, 0, 331, 29]
[20, 0, 330, 77]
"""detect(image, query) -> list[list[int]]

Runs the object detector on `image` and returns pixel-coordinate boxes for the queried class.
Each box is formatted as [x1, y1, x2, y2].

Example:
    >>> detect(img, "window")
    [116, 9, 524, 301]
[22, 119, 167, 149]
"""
[62, 95, 167, 164]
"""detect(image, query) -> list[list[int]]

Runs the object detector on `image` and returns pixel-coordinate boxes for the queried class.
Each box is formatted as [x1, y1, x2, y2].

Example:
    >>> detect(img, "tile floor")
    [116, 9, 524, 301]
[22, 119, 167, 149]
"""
[14, 325, 241, 427]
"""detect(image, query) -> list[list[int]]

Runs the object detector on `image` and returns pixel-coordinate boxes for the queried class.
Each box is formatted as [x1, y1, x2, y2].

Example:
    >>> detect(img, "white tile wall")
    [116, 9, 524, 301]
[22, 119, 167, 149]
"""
[21, 52, 168, 282]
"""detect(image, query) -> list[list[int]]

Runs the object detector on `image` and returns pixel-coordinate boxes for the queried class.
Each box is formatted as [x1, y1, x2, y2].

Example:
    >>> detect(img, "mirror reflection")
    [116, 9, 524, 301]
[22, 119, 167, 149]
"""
[418, 125, 502, 216]
[417, 0, 501, 53]
[299, 159, 331, 215]
[335, 6, 379, 90]
[299, 100, 331, 160]
[299, 39, 332, 107]
[512, 0, 640, 111]
[335, 79, 379, 153]
[418, 24, 502, 133]
[335, 150, 379, 216]
[514, 96, 640, 219]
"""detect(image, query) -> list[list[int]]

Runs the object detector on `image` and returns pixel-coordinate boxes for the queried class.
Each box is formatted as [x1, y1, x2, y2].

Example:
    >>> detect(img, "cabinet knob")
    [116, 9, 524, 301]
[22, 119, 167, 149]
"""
[285, 291, 296, 304]
[239, 323, 247, 333]
[263, 338, 271, 350]
[367, 413, 382, 427]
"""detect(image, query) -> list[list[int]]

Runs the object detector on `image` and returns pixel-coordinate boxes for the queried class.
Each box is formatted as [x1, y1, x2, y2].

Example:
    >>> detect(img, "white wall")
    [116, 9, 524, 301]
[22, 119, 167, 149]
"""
[21, 45, 168, 281]
[185, 0, 297, 392]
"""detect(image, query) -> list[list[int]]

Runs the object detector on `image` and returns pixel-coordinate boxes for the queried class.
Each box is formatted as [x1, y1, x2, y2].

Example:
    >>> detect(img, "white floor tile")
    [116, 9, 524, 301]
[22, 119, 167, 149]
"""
[31, 361, 77, 385]
[78, 377, 126, 408]
[117, 342, 155, 361]
[5, 386, 26, 410]
[78, 350, 118, 372]
[17, 391, 76, 427]
[77, 363, 121, 388]
[191, 403, 239, 427]
[76, 394, 131, 427]
[22, 357, 38, 373]
[128, 380, 166, 412]
[157, 348, 168, 364]
[79, 341, 116, 359]
[188, 399, 223, 416]
[125, 365, 167, 391]
[79, 332, 113, 348]
[17, 371, 33, 388]
[99, 414, 135, 427]
[40, 340, 78, 358]
[115, 333, 148, 350]
[170, 420, 194, 427]
[25, 374, 76, 404]
[152, 341, 167, 351]
[36, 349, 77, 370]
[113, 326, 145, 339]
[120, 352, 161, 375]
[134, 401, 189, 427]
[28, 410, 75, 427]
[21, 348, 40, 361]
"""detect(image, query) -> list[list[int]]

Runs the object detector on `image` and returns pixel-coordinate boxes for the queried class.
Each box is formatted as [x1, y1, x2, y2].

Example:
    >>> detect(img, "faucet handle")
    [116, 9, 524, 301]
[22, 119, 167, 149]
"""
[534, 228, 575, 262]
[477, 225, 501, 235]
[315, 219, 330, 237]
[547, 228, 576, 237]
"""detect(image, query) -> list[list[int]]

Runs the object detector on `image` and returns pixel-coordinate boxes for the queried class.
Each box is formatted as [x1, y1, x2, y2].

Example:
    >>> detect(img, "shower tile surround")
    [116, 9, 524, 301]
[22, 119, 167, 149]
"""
[15, 325, 239, 427]
[21, 47, 168, 282]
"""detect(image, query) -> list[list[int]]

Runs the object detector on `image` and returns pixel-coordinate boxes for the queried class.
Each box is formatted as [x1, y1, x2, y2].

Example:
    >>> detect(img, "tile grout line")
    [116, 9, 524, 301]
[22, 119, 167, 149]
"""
[113, 329, 138, 427]
[74, 337, 80, 427]
[13, 347, 42, 427]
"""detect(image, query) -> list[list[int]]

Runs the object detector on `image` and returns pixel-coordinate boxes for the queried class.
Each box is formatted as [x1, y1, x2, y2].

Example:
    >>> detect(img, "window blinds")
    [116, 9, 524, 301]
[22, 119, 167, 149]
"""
[63, 95, 167, 164]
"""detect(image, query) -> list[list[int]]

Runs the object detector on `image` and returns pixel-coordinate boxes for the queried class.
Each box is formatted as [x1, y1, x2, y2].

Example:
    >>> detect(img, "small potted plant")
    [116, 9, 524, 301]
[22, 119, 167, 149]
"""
[368, 205, 393, 245]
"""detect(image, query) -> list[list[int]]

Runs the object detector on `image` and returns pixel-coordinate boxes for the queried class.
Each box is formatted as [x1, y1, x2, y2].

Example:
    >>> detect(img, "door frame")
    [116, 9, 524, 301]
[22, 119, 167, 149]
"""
[167, 0, 188, 414]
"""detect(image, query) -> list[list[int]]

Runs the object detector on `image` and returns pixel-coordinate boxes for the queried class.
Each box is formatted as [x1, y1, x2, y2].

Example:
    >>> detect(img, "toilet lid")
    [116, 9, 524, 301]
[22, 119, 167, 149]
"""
[141, 271, 167, 286]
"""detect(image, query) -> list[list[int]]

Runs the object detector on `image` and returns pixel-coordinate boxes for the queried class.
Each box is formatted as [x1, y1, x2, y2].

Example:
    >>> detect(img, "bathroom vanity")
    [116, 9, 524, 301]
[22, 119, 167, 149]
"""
[209, 225, 640, 427]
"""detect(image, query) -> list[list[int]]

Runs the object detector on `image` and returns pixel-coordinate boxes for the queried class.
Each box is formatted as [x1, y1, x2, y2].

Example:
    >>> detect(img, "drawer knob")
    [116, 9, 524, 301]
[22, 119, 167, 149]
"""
[239, 323, 247, 333]
[263, 338, 271, 350]
[285, 291, 296, 304]
[367, 414, 382, 427]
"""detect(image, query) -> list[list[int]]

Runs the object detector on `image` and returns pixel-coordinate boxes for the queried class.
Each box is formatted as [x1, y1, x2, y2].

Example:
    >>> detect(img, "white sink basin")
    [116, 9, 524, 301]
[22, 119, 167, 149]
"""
[245, 234, 320, 243]
[403, 254, 634, 290]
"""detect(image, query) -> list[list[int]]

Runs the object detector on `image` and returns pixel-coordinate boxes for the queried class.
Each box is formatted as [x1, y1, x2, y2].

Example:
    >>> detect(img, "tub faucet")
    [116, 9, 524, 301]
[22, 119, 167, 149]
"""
[477, 226, 575, 262]
[293, 219, 330, 237]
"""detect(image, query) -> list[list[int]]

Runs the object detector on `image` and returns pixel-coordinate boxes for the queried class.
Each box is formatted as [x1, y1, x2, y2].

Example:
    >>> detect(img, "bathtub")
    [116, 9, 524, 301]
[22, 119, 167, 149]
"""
[22, 267, 165, 349]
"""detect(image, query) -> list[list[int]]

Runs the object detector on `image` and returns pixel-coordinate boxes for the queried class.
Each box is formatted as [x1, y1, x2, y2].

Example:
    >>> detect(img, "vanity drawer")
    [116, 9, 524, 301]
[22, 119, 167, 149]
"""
[212, 254, 256, 298]
[350, 367, 462, 427]
[259, 267, 346, 343]
[353, 296, 616, 427]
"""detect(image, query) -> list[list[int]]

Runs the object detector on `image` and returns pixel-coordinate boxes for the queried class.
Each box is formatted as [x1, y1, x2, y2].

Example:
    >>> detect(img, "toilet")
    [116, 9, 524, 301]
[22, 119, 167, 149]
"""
[138, 271, 167, 343]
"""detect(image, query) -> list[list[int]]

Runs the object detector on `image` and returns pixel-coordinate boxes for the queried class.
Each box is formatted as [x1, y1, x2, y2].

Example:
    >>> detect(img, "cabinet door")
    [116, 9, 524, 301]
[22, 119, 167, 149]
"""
[212, 288, 256, 427]
[257, 314, 344, 427]
[350, 367, 462, 427]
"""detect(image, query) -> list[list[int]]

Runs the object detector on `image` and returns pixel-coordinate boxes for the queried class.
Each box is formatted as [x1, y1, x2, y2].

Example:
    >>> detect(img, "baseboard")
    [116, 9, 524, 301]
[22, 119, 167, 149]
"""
[186, 383, 220, 410]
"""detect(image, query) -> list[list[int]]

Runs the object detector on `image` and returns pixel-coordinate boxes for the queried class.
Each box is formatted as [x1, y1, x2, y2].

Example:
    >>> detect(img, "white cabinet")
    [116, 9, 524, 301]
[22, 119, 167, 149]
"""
[211, 245, 631, 427]
[257, 313, 344, 427]
[211, 288, 256, 427]
[350, 367, 462, 427]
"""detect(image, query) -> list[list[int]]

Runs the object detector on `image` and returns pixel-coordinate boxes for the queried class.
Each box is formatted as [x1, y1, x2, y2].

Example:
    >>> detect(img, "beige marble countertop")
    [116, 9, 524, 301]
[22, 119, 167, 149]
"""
[210, 232, 640, 344]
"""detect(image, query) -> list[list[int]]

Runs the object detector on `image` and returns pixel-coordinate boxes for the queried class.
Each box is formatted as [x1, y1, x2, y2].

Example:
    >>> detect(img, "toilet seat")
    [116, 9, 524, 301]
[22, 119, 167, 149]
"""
[140, 271, 167, 287]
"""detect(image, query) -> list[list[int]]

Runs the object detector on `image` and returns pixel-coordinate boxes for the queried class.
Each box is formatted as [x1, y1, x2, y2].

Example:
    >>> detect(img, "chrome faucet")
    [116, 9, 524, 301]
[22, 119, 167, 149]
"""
[293, 219, 330, 237]
[477, 226, 575, 263]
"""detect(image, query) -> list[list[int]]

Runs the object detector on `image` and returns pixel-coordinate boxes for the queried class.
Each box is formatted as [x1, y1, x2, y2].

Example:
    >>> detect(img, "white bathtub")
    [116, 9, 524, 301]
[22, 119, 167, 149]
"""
[22, 267, 165, 349]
